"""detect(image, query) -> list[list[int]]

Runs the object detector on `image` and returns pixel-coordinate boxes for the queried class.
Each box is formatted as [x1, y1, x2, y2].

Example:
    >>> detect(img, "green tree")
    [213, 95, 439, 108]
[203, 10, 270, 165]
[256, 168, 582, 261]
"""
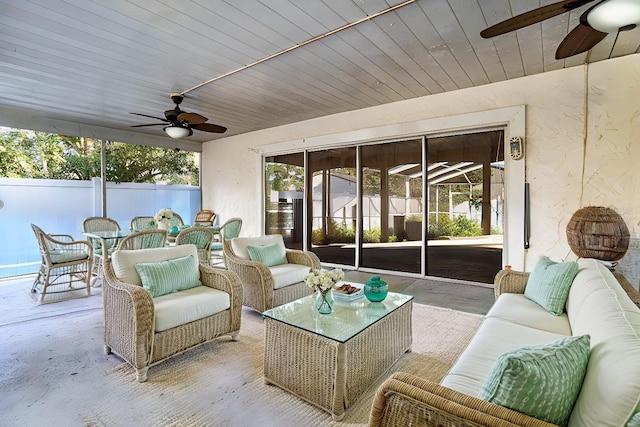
[0, 129, 199, 184]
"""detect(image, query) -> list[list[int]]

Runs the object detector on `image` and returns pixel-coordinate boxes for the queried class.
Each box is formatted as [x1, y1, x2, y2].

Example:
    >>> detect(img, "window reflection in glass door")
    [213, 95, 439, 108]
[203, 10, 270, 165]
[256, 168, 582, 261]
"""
[264, 153, 305, 249]
[307, 148, 356, 267]
[360, 140, 423, 273]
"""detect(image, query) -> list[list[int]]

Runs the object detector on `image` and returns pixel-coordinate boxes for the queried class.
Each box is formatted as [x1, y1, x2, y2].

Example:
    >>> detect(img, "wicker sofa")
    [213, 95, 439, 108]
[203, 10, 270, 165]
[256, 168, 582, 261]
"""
[223, 235, 321, 312]
[369, 258, 640, 427]
[102, 244, 242, 382]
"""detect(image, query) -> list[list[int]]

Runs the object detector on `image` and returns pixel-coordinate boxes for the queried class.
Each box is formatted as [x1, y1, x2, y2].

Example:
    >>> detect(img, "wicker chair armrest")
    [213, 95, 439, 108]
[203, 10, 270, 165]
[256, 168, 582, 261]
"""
[199, 263, 243, 328]
[102, 258, 155, 368]
[49, 233, 74, 242]
[493, 269, 530, 299]
[285, 249, 321, 269]
[369, 372, 558, 427]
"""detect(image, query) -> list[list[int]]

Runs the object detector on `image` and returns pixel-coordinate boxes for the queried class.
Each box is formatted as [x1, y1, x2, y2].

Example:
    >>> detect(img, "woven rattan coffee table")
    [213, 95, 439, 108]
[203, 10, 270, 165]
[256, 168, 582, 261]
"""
[262, 289, 413, 420]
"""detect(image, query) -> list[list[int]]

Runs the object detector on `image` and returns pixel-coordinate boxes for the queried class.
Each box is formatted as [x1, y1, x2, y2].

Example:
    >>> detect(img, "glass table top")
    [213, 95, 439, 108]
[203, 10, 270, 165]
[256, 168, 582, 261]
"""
[262, 291, 413, 343]
[83, 230, 130, 239]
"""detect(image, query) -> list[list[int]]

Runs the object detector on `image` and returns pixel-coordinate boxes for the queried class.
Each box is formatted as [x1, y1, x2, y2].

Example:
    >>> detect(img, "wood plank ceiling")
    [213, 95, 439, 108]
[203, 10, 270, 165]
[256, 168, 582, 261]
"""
[1, 0, 639, 150]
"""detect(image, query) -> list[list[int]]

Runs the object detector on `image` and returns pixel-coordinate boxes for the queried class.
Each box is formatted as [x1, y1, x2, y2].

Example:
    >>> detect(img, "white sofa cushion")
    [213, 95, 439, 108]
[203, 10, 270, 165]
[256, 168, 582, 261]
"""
[441, 317, 567, 397]
[486, 293, 572, 336]
[111, 244, 199, 286]
[230, 235, 286, 261]
[153, 286, 230, 332]
[270, 263, 311, 289]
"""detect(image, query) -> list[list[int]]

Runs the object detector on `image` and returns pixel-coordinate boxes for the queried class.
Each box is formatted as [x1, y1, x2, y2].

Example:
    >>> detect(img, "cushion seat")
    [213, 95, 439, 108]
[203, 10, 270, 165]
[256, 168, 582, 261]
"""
[270, 263, 312, 290]
[441, 316, 567, 397]
[49, 249, 90, 263]
[486, 292, 572, 336]
[153, 285, 230, 332]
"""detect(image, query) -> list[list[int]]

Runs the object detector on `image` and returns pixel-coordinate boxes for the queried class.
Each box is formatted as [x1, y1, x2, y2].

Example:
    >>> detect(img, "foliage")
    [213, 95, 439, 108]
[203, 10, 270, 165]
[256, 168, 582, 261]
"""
[363, 227, 397, 243]
[363, 227, 380, 243]
[0, 128, 199, 184]
[427, 214, 483, 239]
[265, 162, 304, 192]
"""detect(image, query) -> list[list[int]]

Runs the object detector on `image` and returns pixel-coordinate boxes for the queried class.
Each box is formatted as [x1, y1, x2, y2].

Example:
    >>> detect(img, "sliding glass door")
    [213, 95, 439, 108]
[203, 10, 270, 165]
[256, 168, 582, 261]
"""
[307, 147, 356, 267]
[264, 130, 505, 283]
[360, 139, 423, 273]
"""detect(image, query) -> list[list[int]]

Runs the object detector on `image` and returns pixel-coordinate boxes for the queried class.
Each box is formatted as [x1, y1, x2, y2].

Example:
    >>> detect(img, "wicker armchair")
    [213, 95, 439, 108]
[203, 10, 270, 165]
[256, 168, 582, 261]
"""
[102, 244, 243, 382]
[82, 216, 121, 279]
[176, 227, 215, 265]
[30, 224, 93, 304]
[210, 217, 243, 267]
[117, 229, 167, 250]
[223, 235, 321, 312]
[194, 209, 216, 226]
[129, 216, 155, 232]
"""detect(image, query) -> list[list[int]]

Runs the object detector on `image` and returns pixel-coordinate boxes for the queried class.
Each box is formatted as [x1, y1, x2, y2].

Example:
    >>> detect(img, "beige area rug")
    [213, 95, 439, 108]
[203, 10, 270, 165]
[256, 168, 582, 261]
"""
[0, 287, 483, 427]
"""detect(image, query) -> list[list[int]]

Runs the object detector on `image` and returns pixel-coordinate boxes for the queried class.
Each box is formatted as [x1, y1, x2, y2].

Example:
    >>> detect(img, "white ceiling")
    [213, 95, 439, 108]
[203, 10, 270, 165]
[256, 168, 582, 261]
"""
[1, 0, 639, 151]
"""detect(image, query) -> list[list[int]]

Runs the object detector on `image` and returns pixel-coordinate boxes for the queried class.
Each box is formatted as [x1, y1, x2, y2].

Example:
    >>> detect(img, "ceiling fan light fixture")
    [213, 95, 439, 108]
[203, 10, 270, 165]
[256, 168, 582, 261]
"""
[164, 124, 191, 139]
[587, 0, 640, 33]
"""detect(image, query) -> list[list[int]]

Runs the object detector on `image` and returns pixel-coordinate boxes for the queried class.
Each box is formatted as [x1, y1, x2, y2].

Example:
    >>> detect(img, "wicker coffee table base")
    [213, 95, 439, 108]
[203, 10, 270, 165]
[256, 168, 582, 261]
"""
[264, 301, 412, 420]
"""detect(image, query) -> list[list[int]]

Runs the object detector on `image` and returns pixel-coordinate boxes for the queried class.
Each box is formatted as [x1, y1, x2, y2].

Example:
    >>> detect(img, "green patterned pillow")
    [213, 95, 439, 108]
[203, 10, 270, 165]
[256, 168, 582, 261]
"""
[247, 242, 288, 267]
[524, 256, 579, 315]
[478, 335, 590, 426]
[135, 255, 201, 298]
[627, 413, 640, 427]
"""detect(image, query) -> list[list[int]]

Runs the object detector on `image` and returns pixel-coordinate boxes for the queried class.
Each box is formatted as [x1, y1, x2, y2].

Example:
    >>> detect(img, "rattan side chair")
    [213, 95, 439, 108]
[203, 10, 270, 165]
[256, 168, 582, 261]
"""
[176, 227, 215, 265]
[30, 224, 93, 304]
[194, 209, 216, 226]
[82, 217, 121, 281]
[117, 229, 167, 250]
[210, 218, 243, 267]
[129, 216, 155, 232]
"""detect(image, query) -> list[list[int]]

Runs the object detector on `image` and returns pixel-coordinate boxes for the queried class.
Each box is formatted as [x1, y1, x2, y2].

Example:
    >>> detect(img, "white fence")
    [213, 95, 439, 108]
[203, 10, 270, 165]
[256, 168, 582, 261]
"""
[0, 177, 201, 278]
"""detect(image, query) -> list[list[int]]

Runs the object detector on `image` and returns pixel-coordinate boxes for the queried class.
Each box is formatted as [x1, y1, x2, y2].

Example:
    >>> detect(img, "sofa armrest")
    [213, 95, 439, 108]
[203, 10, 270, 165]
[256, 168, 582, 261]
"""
[285, 249, 321, 269]
[369, 372, 558, 427]
[102, 258, 155, 369]
[493, 269, 530, 299]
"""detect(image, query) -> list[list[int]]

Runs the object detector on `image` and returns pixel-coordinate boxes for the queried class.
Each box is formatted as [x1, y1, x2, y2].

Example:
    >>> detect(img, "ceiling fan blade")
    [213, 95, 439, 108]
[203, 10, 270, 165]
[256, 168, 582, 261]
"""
[555, 21, 607, 59]
[130, 123, 166, 128]
[177, 112, 208, 125]
[192, 123, 227, 134]
[130, 112, 168, 122]
[480, 0, 596, 38]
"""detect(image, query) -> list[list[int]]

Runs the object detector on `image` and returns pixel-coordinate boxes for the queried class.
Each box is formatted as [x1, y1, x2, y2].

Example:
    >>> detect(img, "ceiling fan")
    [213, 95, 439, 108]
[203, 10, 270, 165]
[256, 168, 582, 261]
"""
[130, 93, 227, 139]
[480, 0, 640, 59]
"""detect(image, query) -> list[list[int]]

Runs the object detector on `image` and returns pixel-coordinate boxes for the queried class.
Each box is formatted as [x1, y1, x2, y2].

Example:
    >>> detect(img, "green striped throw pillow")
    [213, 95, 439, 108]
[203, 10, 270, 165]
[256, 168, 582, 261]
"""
[478, 334, 590, 426]
[135, 255, 201, 298]
[246, 242, 288, 267]
[524, 256, 579, 315]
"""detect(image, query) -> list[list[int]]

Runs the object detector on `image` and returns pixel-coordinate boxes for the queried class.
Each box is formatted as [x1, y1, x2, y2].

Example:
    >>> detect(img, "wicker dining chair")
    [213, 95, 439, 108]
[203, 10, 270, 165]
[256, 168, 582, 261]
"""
[210, 218, 243, 267]
[30, 224, 93, 304]
[176, 227, 215, 264]
[82, 217, 121, 279]
[129, 216, 155, 232]
[168, 213, 185, 229]
[194, 209, 216, 226]
[117, 229, 167, 250]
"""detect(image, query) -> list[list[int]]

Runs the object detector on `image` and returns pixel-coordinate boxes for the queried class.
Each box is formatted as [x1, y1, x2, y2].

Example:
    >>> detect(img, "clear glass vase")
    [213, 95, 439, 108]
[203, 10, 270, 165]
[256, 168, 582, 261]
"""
[315, 288, 334, 314]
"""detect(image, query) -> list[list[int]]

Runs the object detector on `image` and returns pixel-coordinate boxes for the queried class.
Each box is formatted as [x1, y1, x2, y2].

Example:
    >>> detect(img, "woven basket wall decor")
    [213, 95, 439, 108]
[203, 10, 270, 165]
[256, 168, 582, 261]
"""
[566, 206, 630, 261]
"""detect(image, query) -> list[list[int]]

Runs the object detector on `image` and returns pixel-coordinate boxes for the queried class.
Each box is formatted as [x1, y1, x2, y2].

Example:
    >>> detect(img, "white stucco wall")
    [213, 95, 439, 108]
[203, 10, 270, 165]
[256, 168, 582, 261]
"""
[202, 54, 640, 275]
